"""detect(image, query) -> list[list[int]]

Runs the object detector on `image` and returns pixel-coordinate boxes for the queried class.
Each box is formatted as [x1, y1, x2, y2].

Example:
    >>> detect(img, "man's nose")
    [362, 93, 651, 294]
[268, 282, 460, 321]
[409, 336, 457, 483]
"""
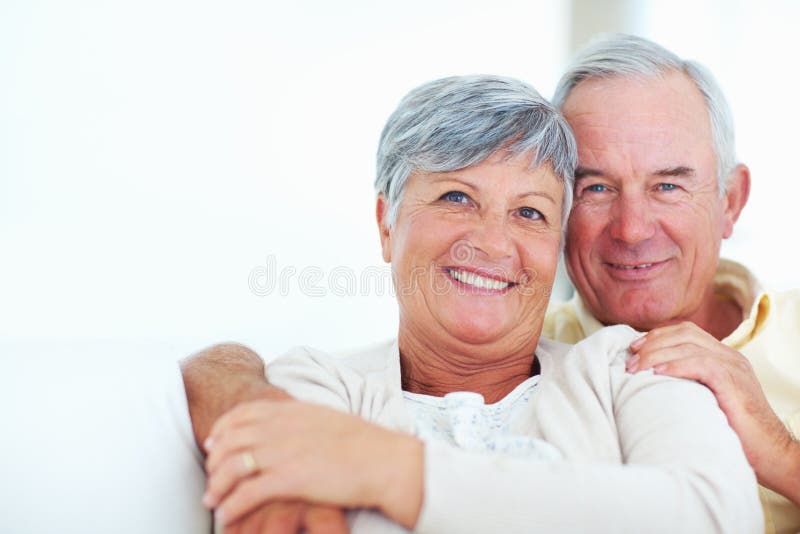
[608, 194, 657, 244]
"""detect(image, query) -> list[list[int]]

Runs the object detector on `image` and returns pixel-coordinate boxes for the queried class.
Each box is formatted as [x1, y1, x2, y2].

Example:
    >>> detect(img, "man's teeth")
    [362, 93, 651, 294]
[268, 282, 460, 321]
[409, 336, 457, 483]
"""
[614, 263, 653, 270]
[448, 269, 509, 290]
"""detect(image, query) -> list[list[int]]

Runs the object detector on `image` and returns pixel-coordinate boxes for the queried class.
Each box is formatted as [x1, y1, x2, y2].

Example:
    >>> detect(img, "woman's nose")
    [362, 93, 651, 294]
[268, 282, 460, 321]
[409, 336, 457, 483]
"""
[466, 215, 515, 260]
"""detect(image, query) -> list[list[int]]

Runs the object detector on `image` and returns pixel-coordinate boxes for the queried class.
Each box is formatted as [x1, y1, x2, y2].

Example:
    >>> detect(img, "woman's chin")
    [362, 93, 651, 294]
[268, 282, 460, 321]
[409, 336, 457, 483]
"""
[447, 319, 512, 346]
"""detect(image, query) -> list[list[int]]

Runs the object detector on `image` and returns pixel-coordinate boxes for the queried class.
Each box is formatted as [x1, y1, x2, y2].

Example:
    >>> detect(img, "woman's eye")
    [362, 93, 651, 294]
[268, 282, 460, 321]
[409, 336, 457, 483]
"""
[518, 207, 543, 220]
[657, 183, 678, 191]
[440, 191, 470, 204]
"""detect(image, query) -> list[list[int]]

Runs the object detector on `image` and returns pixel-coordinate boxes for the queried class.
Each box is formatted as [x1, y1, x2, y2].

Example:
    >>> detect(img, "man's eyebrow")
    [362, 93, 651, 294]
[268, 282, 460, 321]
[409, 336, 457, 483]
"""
[574, 167, 604, 180]
[654, 166, 695, 177]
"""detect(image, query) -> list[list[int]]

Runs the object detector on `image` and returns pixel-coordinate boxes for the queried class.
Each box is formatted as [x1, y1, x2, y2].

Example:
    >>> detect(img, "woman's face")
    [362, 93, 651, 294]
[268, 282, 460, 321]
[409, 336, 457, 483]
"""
[378, 150, 564, 348]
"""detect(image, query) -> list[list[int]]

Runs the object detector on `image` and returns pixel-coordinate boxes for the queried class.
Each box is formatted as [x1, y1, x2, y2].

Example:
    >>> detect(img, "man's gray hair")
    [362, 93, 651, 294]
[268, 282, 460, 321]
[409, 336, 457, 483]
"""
[552, 34, 736, 192]
[375, 75, 577, 227]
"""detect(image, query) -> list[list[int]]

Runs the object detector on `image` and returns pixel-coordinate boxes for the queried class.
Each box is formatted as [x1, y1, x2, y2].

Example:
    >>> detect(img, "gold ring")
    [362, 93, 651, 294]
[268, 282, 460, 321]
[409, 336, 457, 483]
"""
[241, 451, 258, 474]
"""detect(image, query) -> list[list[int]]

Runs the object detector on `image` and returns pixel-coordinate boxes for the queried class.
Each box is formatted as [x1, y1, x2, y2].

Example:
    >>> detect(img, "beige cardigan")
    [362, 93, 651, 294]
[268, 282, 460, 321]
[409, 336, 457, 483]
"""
[267, 325, 762, 533]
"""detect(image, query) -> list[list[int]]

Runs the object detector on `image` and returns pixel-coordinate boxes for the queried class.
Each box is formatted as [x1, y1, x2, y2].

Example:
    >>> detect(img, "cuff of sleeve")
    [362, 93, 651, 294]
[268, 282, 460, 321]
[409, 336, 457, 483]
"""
[413, 440, 524, 534]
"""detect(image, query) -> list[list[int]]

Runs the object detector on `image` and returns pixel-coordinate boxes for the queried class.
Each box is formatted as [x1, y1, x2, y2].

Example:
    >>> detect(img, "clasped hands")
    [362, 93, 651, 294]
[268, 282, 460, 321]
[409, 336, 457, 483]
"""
[202, 398, 424, 533]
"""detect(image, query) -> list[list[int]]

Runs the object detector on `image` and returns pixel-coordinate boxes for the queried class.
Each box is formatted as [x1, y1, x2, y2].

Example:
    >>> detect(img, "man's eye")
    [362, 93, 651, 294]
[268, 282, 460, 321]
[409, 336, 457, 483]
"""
[657, 183, 678, 191]
[585, 184, 608, 193]
[440, 191, 470, 204]
[518, 207, 543, 220]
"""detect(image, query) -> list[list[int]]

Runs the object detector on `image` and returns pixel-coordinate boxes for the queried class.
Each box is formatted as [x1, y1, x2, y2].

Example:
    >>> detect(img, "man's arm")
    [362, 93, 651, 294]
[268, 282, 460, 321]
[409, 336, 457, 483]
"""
[180, 343, 289, 449]
[180, 343, 349, 534]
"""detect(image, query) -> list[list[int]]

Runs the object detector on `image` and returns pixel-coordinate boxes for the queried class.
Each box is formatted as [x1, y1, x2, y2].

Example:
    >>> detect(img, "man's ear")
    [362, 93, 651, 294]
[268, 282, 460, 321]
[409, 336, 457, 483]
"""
[376, 195, 392, 263]
[721, 164, 751, 239]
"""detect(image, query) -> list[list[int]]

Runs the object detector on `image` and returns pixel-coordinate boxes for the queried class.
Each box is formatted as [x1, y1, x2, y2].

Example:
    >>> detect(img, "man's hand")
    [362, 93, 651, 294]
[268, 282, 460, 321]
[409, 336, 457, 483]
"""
[223, 501, 348, 534]
[628, 321, 800, 505]
[203, 399, 424, 529]
[181, 343, 351, 533]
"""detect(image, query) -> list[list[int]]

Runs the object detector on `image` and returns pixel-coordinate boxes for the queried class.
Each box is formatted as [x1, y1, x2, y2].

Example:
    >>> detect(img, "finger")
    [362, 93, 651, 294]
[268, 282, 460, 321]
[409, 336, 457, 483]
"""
[229, 506, 267, 534]
[260, 501, 304, 534]
[303, 505, 349, 534]
[629, 343, 701, 372]
[205, 448, 269, 508]
[207, 400, 280, 452]
[650, 355, 723, 392]
[206, 425, 266, 475]
[217, 473, 295, 526]
[631, 322, 713, 354]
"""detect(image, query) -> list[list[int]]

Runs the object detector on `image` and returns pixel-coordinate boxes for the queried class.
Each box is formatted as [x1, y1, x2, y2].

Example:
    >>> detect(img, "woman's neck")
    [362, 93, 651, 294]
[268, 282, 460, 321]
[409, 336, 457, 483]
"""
[398, 325, 540, 404]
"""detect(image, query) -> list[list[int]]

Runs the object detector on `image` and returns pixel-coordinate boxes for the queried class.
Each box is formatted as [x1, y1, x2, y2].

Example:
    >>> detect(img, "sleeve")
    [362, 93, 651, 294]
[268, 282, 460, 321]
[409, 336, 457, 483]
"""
[415, 368, 763, 534]
[265, 346, 363, 413]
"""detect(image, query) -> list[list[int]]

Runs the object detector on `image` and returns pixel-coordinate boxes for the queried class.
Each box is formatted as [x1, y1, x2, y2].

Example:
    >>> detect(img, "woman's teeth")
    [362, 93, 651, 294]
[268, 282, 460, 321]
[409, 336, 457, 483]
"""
[448, 268, 510, 290]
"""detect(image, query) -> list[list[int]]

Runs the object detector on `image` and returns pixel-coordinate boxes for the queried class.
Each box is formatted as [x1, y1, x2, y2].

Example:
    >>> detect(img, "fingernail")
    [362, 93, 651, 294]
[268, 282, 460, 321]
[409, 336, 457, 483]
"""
[204, 437, 214, 451]
[630, 336, 646, 350]
[653, 364, 666, 374]
[215, 509, 226, 524]
[626, 355, 639, 373]
[202, 492, 215, 508]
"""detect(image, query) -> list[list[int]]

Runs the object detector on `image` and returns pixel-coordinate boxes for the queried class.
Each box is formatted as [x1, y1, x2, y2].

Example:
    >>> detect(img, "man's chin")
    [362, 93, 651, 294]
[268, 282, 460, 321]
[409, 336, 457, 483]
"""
[597, 307, 676, 332]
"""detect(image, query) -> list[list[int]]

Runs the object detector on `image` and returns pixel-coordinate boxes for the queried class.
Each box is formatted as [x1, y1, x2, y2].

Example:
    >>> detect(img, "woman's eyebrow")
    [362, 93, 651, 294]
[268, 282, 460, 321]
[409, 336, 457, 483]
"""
[517, 191, 557, 204]
[429, 176, 480, 190]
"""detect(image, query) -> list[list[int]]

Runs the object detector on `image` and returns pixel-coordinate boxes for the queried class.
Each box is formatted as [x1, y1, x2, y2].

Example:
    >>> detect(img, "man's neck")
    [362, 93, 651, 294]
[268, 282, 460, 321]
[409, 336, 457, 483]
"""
[683, 289, 744, 341]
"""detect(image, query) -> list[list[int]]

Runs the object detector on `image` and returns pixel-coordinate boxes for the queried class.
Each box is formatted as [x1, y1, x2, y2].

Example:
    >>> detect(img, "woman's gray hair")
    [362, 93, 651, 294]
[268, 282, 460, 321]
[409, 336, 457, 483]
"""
[552, 34, 736, 192]
[375, 75, 577, 228]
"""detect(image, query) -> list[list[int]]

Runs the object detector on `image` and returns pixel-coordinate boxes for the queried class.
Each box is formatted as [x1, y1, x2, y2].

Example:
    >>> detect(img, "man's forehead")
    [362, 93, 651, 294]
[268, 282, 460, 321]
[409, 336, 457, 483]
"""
[562, 72, 714, 160]
[562, 71, 708, 125]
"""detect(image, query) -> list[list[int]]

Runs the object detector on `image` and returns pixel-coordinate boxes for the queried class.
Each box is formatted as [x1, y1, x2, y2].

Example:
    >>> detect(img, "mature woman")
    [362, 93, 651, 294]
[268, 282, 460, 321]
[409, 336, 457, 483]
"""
[188, 75, 761, 533]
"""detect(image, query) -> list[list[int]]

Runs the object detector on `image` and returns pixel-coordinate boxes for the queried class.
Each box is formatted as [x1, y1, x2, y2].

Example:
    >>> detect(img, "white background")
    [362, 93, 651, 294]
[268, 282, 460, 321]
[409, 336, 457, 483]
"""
[1, 0, 798, 358]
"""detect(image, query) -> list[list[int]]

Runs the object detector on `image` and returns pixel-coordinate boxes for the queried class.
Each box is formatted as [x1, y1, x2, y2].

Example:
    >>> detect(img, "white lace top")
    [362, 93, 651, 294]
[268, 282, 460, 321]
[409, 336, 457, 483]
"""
[402, 375, 563, 461]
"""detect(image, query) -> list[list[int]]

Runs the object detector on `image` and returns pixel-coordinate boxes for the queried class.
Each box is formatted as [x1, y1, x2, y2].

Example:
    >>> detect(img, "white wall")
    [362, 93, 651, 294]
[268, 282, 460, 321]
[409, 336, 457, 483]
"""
[1, 1, 569, 357]
[2, 1, 797, 360]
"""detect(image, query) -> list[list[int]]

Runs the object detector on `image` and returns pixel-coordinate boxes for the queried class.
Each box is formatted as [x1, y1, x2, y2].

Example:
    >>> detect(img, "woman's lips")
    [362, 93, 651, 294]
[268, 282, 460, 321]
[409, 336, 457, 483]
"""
[444, 267, 516, 293]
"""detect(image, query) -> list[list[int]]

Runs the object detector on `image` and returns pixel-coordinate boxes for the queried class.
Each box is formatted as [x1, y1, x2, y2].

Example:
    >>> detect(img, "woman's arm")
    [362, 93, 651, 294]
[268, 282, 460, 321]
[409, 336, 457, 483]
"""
[203, 338, 763, 534]
[204, 399, 424, 528]
[414, 373, 761, 533]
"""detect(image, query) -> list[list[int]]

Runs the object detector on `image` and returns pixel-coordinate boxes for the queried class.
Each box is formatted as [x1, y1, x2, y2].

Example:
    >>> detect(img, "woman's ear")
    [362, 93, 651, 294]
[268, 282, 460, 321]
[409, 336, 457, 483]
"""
[721, 164, 751, 239]
[376, 195, 392, 263]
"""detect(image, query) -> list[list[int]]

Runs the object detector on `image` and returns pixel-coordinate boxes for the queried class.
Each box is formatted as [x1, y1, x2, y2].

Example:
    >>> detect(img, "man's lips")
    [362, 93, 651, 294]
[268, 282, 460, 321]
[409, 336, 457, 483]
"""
[603, 259, 670, 279]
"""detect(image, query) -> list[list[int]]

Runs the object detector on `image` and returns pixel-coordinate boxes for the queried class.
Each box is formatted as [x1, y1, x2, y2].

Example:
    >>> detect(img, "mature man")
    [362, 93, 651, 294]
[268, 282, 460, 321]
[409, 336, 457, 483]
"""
[542, 34, 800, 533]
[184, 35, 800, 533]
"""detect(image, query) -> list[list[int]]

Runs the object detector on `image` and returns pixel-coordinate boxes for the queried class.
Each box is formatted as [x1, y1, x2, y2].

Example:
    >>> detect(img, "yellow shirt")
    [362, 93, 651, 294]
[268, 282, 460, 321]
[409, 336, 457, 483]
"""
[543, 259, 800, 534]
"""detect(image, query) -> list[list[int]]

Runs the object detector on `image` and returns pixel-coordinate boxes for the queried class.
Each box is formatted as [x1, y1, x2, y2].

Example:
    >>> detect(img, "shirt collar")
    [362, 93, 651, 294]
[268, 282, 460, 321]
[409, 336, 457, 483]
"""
[569, 258, 771, 347]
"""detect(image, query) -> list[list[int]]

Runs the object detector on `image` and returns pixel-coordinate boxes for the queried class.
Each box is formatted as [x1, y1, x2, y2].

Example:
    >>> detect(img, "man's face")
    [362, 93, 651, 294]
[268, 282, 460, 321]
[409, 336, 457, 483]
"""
[561, 71, 740, 330]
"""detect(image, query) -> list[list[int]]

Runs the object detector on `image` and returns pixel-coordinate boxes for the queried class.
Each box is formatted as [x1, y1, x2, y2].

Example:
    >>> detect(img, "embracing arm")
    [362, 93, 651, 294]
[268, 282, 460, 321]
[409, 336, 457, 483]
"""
[203, 340, 762, 533]
[181, 343, 349, 534]
[180, 343, 289, 448]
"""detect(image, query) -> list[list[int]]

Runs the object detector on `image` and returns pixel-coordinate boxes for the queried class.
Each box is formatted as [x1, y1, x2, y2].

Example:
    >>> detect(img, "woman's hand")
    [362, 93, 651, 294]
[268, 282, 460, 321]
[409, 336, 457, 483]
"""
[202, 399, 424, 528]
[628, 321, 800, 505]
